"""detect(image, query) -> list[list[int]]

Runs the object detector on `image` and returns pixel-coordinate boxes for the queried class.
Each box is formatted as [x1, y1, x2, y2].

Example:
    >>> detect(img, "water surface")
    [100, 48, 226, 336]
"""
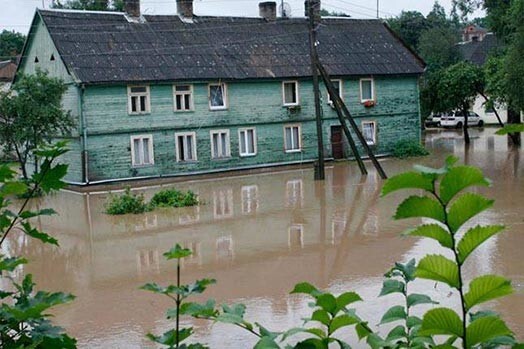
[5, 128, 523, 347]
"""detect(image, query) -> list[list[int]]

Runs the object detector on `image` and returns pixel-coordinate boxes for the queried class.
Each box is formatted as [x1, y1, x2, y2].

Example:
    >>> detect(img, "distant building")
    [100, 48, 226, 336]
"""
[0, 60, 17, 91]
[16, 0, 425, 185]
[458, 32, 506, 125]
[462, 24, 487, 43]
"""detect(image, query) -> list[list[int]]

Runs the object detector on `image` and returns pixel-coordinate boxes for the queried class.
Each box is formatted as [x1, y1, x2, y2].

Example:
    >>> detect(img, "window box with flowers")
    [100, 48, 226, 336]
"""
[363, 100, 375, 108]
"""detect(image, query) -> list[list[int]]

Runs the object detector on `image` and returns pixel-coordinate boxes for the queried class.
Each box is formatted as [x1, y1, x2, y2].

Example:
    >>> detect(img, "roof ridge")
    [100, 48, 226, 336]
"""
[39, 8, 125, 16]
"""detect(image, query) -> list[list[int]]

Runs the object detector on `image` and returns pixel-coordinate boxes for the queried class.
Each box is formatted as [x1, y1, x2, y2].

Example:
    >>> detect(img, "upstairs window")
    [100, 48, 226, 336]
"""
[239, 128, 257, 156]
[209, 83, 227, 110]
[210, 129, 230, 159]
[131, 135, 154, 166]
[327, 79, 343, 104]
[362, 121, 376, 145]
[283, 81, 299, 106]
[175, 132, 197, 162]
[284, 124, 301, 152]
[173, 84, 193, 111]
[128, 85, 150, 114]
[360, 78, 374, 102]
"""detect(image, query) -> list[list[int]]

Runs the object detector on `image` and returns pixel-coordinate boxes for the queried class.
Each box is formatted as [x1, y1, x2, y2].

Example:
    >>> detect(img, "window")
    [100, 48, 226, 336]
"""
[173, 84, 193, 111]
[284, 124, 301, 152]
[282, 81, 299, 106]
[175, 132, 197, 162]
[327, 79, 343, 104]
[130, 135, 154, 166]
[210, 129, 230, 159]
[238, 128, 257, 156]
[209, 83, 227, 110]
[288, 224, 304, 248]
[362, 121, 376, 145]
[359, 78, 374, 102]
[128, 85, 150, 114]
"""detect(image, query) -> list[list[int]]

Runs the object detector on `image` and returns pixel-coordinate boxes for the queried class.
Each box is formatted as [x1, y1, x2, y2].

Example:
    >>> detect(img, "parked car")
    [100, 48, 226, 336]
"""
[425, 113, 442, 127]
[440, 111, 484, 128]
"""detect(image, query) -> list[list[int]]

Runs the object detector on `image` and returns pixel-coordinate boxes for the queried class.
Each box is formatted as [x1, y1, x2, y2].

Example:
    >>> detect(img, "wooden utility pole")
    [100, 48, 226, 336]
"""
[307, 0, 325, 180]
[317, 63, 388, 179]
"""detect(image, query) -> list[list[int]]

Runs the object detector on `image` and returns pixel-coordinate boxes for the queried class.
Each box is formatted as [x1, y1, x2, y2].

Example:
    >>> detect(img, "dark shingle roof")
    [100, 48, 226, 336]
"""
[38, 9, 425, 84]
[458, 33, 501, 66]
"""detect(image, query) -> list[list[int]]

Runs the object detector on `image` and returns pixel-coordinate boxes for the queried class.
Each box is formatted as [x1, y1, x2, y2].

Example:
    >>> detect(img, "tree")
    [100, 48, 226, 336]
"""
[418, 26, 460, 70]
[0, 70, 75, 180]
[434, 62, 484, 144]
[0, 30, 26, 61]
[386, 11, 428, 50]
[319, 8, 350, 17]
[51, 0, 123, 11]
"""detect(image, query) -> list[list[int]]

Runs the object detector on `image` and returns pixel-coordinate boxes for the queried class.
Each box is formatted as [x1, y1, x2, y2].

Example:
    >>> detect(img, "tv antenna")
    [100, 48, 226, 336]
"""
[279, 1, 292, 18]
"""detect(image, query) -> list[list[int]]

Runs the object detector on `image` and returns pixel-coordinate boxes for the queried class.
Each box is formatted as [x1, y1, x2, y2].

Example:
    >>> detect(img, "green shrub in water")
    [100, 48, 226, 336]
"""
[105, 188, 150, 215]
[392, 139, 429, 159]
[150, 188, 198, 208]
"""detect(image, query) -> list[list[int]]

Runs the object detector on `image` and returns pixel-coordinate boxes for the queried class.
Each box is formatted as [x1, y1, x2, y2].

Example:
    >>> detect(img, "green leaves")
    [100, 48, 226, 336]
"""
[407, 294, 438, 307]
[495, 124, 524, 135]
[395, 196, 445, 222]
[291, 282, 321, 297]
[379, 279, 404, 296]
[465, 275, 513, 312]
[447, 193, 494, 233]
[439, 166, 490, 204]
[164, 244, 192, 259]
[457, 225, 505, 264]
[415, 255, 459, 289]
[466, 316, 513, 347]
[381, 172, 434, 197]
[147, 328, 193, 347]
[419, 308, 463, 337]
[379, 305, 407, 325]
[403, 224, 452, 248]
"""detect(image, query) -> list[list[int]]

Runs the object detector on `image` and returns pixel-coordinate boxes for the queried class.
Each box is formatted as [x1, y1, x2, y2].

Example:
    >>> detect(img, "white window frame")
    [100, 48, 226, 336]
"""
[327, 79, 343, 104]
[283, 124, 302, 153]
[286, 179, 304, 208]
[210, 129, 231, 159]
[362, 121, 377, 145]
[208, 83, 228, 110]
[359, 78, 375, 102]
[238, 127, 257, 157]
[288, 224, 304, 248]
[130, 134, 154, 167]
[175, 131, 197, 162]
[282, 80, 299, 106]
[128, 85, 151, 115]
[213, 188, 234, 219]
[173, 84, 194, 112]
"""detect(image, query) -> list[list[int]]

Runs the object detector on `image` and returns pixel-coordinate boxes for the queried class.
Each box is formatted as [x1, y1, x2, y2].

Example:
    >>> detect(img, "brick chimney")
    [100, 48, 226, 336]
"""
[177, 0, 194, 18]
[259, 2, 277, 21]
[124, 0, 140, 17]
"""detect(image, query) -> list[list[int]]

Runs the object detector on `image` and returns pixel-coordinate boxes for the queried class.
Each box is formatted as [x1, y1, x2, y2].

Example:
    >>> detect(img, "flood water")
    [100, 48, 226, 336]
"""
[4, 128, 523, 347]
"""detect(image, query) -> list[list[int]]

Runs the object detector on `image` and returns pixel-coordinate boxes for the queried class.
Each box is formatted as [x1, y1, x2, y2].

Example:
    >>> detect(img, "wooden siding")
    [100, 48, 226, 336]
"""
[82, 77, 420, 182]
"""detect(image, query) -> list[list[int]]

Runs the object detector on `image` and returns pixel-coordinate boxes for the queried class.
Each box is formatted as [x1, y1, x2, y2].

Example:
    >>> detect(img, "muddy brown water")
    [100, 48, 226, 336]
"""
[4, 128, 523, 347]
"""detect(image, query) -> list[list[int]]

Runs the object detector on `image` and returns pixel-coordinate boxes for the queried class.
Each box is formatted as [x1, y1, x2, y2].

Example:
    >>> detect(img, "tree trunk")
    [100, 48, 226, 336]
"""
[13, 143, 28, 180]
[507, 106, 522, 146]
[463, 106, 470, 144]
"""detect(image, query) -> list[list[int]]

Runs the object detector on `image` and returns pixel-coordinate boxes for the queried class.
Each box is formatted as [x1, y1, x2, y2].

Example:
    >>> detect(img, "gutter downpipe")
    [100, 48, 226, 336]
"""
[79, 84, 89, 184]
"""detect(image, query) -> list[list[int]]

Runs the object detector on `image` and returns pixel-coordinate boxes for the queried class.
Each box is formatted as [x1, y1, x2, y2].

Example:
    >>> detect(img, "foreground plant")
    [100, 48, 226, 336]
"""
[381, 155, 520, 348]
[0, 141, 76, 348]
[370, 259, 436, 348]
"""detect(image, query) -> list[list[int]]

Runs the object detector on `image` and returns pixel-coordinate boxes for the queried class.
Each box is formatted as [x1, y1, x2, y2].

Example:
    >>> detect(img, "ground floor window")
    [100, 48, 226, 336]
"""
[210, 129, 230, 159]
[284, 124, 301, 152]
[175, 132, 197, 162]
[239, 128, 257, 156]
[131, 135, 154, 166]
[362, 121, 376, 145]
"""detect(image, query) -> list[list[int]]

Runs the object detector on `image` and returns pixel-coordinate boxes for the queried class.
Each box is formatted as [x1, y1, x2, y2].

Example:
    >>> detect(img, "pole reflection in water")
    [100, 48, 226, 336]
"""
[5, 128, 523, 347]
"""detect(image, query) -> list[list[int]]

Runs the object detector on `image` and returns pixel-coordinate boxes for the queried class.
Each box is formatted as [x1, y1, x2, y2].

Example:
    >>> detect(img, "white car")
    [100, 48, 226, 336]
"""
[440, 111, 484, 128]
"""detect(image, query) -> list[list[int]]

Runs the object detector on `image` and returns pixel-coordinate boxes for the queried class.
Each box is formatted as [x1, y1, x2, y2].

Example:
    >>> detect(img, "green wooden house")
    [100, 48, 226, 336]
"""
[17, 0, 425, 184]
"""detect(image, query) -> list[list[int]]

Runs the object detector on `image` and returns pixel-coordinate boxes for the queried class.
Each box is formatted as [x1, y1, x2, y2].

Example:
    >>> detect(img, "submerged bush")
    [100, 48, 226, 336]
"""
[150, 188, 198, 208]
[391, 139, 429, 159]
[105, 188, 150, 215]
[106, 187, 198, 215]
